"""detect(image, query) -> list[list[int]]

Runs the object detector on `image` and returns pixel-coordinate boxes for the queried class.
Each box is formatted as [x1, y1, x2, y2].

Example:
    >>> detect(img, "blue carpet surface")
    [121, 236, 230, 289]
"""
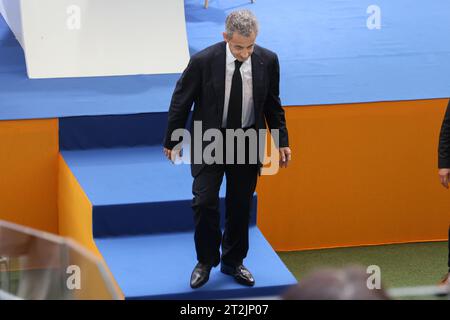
[95, 227, 297, 299]
[62, 146, 199, 205]
[185, 0, 450, 106]
[2, 0, 450, 120]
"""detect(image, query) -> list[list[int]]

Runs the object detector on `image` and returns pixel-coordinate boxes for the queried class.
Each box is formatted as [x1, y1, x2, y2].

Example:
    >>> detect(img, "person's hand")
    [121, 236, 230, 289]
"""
[163, 147, 182, 163]
[438, 168, 450, 188]
[279, 147, 292, 168]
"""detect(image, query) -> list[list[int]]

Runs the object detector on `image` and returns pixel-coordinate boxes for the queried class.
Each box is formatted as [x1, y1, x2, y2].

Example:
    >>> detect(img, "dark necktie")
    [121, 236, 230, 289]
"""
[226, 59, 243, 129]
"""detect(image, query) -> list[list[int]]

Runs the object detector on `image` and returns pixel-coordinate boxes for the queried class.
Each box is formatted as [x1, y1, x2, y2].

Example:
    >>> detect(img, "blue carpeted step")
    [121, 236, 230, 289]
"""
[59, 112, 173, 150]
[95, 226, 297, 299]
[61, 146, 257, 237]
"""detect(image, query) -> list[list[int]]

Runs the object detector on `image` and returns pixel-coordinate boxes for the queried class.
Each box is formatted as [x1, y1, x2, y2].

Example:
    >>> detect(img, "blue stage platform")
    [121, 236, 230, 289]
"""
[2, 0, 450, 120]
[95, 227, 295, 299]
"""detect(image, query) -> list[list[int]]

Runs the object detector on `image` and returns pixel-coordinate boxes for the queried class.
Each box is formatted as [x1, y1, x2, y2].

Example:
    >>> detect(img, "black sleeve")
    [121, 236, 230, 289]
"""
[263, 54, 289, 148]
[163, 57, 201, 149]
[438, 101, 450, 168]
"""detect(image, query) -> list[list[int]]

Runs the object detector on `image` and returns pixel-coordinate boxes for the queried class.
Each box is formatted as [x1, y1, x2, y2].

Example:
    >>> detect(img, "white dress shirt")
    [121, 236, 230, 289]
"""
[222, 42, 255, 128]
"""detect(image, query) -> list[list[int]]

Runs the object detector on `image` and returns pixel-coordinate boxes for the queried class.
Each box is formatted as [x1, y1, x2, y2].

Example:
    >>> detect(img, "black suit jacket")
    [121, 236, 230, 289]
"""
[164, 41, 289, 176]
[439, 100, 450, 168]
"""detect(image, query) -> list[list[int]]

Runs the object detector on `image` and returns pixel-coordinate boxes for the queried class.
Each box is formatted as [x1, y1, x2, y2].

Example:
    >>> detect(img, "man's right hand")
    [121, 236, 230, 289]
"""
[163, 147, 182, 163]
[438, 168, 450, 188]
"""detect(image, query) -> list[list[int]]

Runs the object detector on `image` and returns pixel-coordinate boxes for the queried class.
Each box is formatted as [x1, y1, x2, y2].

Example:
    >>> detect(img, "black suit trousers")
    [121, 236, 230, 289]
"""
[191, 128, 259, 267]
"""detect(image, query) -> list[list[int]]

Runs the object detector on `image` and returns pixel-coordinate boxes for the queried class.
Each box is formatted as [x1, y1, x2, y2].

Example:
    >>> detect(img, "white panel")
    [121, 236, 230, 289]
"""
[0, 0, 5, 20]
[19, 0, 190, 78]
[0, 0, 25, 47]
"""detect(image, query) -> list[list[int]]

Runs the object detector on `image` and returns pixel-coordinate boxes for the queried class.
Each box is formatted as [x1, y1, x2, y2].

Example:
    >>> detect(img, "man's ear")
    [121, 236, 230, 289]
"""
[222, 32, 229, 42]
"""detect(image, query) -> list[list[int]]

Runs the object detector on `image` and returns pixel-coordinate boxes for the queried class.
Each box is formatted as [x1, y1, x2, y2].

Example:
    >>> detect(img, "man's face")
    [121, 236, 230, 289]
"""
[223, 31, 256, 62]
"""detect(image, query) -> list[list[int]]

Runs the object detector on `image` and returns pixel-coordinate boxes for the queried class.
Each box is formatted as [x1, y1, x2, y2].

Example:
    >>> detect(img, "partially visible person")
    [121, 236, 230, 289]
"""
[281, 266, 390, 300]
[438, 228, 449, 286]
[437, 101, 450, 286]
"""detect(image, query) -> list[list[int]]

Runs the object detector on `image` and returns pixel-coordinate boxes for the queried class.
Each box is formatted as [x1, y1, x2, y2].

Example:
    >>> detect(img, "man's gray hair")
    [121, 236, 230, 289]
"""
[225, 9, 259, 38]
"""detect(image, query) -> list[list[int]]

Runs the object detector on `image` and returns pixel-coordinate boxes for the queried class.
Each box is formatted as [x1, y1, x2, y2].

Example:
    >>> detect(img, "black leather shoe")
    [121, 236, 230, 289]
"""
[190, 262, 213, 289]
[221, 263, 255, 287]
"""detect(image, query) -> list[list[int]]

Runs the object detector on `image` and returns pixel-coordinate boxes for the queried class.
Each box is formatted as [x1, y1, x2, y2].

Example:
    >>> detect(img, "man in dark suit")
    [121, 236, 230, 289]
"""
[437, 100, 450, 286]
[163, 10, 291, 289]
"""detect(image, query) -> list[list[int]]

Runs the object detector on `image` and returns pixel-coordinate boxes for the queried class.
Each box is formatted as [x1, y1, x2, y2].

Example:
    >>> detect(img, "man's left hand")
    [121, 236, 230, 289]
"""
[279, 147, 292, 168]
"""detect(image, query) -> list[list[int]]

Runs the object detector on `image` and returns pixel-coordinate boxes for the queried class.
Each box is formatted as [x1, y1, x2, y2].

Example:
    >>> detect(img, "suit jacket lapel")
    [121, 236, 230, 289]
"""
[251, 46, 265, 118]
[212, 42, 226, 124]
